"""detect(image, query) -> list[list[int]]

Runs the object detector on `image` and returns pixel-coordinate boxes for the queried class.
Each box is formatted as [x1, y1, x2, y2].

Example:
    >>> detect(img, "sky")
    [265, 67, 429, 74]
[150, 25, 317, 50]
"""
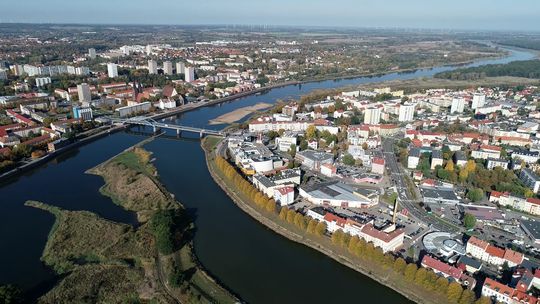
[1, 0, 539, 31]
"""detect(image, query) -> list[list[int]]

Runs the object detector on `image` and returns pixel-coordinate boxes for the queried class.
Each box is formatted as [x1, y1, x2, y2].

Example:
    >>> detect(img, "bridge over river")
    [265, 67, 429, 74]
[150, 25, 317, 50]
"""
[110, 117, 226, 137]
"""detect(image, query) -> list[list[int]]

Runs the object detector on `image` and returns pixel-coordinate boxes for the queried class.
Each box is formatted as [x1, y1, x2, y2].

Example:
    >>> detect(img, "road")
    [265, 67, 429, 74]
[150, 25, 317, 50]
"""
[382, 137, 462, 234]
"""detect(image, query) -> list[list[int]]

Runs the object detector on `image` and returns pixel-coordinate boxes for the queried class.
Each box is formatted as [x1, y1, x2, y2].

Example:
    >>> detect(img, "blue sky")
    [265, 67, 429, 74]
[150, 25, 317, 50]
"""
[1, 0, 539, 31]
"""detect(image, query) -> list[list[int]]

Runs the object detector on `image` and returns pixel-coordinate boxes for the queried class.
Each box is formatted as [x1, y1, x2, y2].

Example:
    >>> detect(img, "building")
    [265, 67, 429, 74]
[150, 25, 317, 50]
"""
[407, 148, 421, 169]
[420, 186, 460, 205]
[358, 223, 404, 253]
[274, 186, 295, 206]
[398, 103, 415, 122]
[490, 191, 540, 216]
[481, 278, 537, 304]
[421, 256, 476, 288]
[72, 106, 93, 121]
[35, 77, 51, 88]
[185, 66, 196, 82]
[371, 157, 385, 175]
[364, 107, 381, 125]
[77, 83, 91, 102]
[163, 61, 173, 75]
[450, 97, 465, 114]
[466, 236, 523, 267]
[275, 133, 298, 152]
[299, 181, 379, 208]
[431, 150, 443, 170]
[520, 169, 540, 193]
[107, 63, 118, 78]
[176, 62, 185, 74]
[453, 151, 467, 167]
[148, 60, 158, 74]
[88, 48, 96, 59]
[471, 145, 501, 160]
[471, 93, 486, 110]
[115, 102, 151, 117]
[295, 150, 333, 171]
[486, 158, 509, 170]
[512, 150, 540, 164]
[521, 220, 540, 245]
[0, 69, 7, 80]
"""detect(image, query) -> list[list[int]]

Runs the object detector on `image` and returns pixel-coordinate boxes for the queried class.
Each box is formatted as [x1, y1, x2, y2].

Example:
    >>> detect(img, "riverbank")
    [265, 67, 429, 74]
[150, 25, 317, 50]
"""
[201, 136, 456, 304]
[26, 141, 239, 303]
[208, 102, 272, 125]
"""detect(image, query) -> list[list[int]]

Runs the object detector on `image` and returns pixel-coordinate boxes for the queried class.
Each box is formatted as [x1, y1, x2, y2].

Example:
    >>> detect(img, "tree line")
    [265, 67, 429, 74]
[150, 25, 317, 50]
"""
[213, 156, 490, 304]
[435, 60, 540, 80]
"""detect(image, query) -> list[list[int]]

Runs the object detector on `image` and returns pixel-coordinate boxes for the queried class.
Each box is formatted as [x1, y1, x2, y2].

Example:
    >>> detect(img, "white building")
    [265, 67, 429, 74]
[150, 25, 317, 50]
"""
[359, 224, 404, 253]
[88, 48, 96, 59]
[299, 182, 379, 208]
[398, 103, 415, 122]
[77, 83, 91, 103]
[364, 107, 381, 125]
[471, 93, 486, 110]
[107, 63, 118, 78]
[450, 97, 465, 114]
[520, 169, 540, 193]
[148, 60, 158, 74]
[163, 61, 173, 75]
[185, 67, 195, 82]
[176, 62, 185, 74]
[35, 77, 51, 88]
[274, 186, 295, 206]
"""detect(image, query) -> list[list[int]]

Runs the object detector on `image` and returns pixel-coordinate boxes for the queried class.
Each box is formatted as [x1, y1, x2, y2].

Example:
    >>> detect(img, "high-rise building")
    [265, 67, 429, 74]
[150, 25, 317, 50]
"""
[364, 106, 381, 125]
[146, 45, 152, 55]
[107, 63, 118, 78]
[398, 103, 415, 122]
[148, 60, 158, 74]
[185, 67, 195, 82]
[77, 83, 92, 103]
[471, 93, 486, 110]
[88, 48, 96, 59]
[176, 62, 185, 74]
[73, 106, 93, 121]
[450, 97, 465, 114]
[163, 61, 173, 75]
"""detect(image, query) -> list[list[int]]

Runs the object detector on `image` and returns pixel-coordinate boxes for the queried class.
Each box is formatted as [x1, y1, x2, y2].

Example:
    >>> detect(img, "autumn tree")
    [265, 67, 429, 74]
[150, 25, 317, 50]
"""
[458, 289, 475, 304]
[446, 282, 464, 303]
[404, 263, 417, 282]
[393, 258, 407, 275]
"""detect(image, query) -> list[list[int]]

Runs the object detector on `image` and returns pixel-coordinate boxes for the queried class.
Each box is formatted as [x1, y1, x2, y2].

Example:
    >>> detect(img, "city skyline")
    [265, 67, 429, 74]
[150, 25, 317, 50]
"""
[1, 0, 540, 31]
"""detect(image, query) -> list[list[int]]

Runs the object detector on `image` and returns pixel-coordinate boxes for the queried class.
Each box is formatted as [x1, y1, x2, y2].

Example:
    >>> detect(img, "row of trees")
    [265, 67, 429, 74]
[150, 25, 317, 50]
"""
[213, 155, 490, 304]
[435, 59, 540, 80]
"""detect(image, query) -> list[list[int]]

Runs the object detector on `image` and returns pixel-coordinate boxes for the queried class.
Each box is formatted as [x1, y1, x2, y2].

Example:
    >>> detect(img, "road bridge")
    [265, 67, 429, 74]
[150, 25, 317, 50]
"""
[111, 117, 226, 137]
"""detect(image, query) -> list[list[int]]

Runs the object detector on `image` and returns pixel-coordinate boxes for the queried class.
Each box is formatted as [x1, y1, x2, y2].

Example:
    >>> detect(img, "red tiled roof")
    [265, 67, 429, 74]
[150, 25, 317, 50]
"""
[372, 157, 385, 165]
[323, 213, 347, 228]
[504, 249, 524, 265]
[468, 236, 489, 250]
[527, 198, 540, 206]
[360, 223, 403, 243]
[421, 256, 463, 279]
[486, 245, 505, 258]
[483, 278, 514, 297]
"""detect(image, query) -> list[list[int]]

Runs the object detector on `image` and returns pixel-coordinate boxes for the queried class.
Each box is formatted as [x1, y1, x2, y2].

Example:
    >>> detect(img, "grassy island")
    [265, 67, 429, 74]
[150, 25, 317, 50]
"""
[27, 144, 238, 304]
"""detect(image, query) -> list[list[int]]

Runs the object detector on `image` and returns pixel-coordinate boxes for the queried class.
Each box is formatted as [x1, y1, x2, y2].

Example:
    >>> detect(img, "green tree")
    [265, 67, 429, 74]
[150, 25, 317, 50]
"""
[0, 285, 23, 304]
[466, 188, 484, 202]
[463, 213, 477, 230]
[342, 154, 355, 166]
[289, 144, 297, 158]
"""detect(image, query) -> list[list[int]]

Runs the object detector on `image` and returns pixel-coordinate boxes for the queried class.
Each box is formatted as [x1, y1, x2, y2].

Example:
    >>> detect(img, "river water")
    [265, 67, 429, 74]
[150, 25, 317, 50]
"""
[0, 46, 536, 303]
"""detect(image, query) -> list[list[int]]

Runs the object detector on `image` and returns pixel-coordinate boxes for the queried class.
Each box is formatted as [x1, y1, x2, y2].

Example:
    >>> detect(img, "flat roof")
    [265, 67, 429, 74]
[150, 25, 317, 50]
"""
[421, 187, 459, 201]
[521, 220, 540, 240]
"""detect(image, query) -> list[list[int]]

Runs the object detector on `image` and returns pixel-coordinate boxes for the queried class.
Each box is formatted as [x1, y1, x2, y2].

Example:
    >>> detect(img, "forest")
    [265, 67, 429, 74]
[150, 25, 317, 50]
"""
[435, 60, 540, 81]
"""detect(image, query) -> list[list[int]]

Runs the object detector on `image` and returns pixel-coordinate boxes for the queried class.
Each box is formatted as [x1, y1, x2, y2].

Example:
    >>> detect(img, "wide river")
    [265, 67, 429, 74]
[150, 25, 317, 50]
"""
[0, 46, 536, 303]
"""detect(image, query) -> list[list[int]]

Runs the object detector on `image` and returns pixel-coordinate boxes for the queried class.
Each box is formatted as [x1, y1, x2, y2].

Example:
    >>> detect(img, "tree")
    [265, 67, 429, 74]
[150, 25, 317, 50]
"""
[0, 285, 23, 304]
[458, 289, 476, 304]
[463, 213, 477, 230]
[445, 160, 455, 172]
[315, 222, 326, 237]
[288, 144, 297, 158]
[306, 125, 317, 139]
[466, 188, 484, 202]
[279, 208, 288, 221]
[414, 267, 428, 286]
[435, 276, 449, 294]
[474, 297, 492, 304]
[307, 219, 318, 234]
[393, 258, 407, 274]
[342, 154, 355, 166]
[404, 263, 417, 282]
[446, 282, 463, 303]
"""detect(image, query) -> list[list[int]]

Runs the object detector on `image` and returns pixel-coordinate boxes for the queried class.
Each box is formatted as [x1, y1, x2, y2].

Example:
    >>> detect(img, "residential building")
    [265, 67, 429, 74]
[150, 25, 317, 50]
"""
[176, 62, 185, 74]
[431, 150, 443, 170]
[115, 102, 151, 117]
[77, 83, 91, 102]
[398, 103, 415, 122]
[466, 236, 524, 267]
[163, 61, 173, 75]
[185, 66, 196, 82]
[364, 106, 381, 125]
[358, 223, 404, 253]
[481, 278, 537, 304]
[148, 60, 158, 74]
[450, 97, 465, 114]
[88, 48, 96, 59]
[486, 158, 509, 170]
[520, 169, 540, 193]
[371, 157, 385, 175]
[512, 150, 540, 164]
[471, 93, 486, 110]
[107, 63, 118, 78]
[421, 256, 476, 288]
[274, 186, 295, 206]
[471, 145, 501, 160]
[35, 77, 51, 88]
[72, 106, 93, 121]
[408, 148, 420, 169]
[0, 69, 7, 80]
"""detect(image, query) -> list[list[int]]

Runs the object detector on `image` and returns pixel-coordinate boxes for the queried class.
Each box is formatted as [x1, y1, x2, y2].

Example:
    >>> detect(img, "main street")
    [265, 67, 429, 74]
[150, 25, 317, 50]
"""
[382, 137, 462, 234]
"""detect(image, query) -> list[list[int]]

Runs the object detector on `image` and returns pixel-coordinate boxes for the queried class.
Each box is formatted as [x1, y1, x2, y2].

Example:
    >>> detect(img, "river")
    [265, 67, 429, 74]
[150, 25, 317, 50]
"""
[0, 46, 536, 303]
